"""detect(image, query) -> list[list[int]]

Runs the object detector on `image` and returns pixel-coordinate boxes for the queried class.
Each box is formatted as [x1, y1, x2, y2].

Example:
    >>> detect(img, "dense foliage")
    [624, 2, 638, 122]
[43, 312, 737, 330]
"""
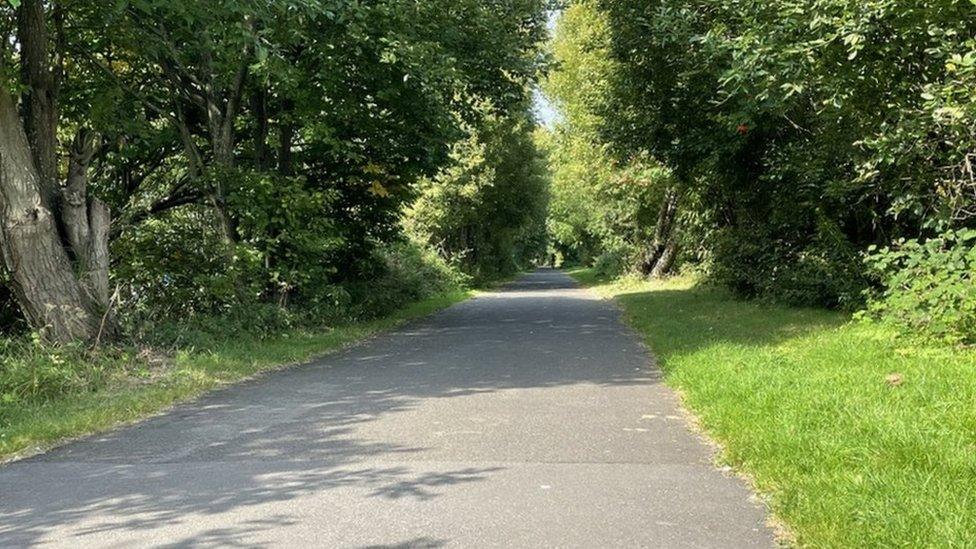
[542, 2, 695, 279]
[406, 110, 549, 280]
[0, 0, 549, 345]
[864, 229, 976, 345]
[546, 0, 976, 342]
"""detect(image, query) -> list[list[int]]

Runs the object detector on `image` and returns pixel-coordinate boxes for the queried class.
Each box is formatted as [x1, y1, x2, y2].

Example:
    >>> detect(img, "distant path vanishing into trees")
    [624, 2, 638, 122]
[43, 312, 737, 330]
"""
[1, 270, 773, 547]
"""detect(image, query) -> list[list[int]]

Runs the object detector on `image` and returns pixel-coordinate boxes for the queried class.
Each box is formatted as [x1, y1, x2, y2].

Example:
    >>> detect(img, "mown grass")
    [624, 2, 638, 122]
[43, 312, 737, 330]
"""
[0, 289, 471, 461]
[569, 268, 976, 547]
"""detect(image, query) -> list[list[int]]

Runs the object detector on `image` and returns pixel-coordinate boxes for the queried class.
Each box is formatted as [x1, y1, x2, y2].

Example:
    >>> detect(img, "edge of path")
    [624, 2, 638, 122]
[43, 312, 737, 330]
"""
[0, 287, 480, 465]
[564, 268, 791, 545]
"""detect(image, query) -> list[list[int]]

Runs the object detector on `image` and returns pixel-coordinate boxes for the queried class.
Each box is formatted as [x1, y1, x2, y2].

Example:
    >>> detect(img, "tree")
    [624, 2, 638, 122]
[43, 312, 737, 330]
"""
[406, 110, 549, 278]
[546, 0, 976, 306]
[1, 0, 551, 341]
[0, 0, 113, 343]
[543, 0, 675, 276]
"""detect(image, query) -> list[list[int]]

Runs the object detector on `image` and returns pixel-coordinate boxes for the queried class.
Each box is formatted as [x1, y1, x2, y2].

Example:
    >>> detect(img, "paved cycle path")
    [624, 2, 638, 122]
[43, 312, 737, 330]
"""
[0, 269, 774, 548]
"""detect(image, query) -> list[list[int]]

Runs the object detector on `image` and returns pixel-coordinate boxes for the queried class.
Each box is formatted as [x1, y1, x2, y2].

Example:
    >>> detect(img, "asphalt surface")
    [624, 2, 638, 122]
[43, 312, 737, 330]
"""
[0, 269, 774, 548]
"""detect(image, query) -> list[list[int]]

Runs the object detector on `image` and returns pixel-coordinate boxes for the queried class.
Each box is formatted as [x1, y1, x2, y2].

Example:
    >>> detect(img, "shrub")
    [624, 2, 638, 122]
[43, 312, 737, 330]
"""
[864, 230, 976, 345]
[592, 244, 634, 279]
[112, 206, 259, 323]
[345, 241, 468, 319]
[710, 220, 867, 309]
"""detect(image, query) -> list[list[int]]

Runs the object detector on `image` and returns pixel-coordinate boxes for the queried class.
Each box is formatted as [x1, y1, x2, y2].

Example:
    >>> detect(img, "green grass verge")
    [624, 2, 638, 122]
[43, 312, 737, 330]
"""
[568, 268, 976, 547]
[0, 289, 471, 462]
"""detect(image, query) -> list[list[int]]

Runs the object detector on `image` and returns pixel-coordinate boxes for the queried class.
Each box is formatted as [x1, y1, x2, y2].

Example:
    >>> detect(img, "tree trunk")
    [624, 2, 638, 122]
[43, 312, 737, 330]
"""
[204, 48, 249, 247]
[17, 0, 60, 212]
[1, 3, 117, 344]
[650, 237, 678, 279]
[251, 87, 269, 171]
[640, 186, 679, 276]
[63, 129, 112, 307]
[206, 86, 244, 246]
[86, 199, 112, 307]
[209, 127, 238, 246]
[62, 130, 95, 263]
[0, 88, 102, 344]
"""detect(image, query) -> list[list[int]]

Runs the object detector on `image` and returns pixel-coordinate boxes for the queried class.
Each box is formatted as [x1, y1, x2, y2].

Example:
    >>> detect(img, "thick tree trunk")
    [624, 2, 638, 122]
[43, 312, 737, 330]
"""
[86, 199, 112, 307]
[640, 186, 679, 277]
[17, 0, 60, 212]
[2, 2, 117, 344]
[0, 89, 102, 344]
[62, 130, 95, 262]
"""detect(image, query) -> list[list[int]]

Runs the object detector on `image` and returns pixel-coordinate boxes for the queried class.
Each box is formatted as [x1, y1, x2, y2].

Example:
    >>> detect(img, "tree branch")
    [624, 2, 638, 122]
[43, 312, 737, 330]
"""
[112, 188, 204, 239]
[80, 50, 178, 126]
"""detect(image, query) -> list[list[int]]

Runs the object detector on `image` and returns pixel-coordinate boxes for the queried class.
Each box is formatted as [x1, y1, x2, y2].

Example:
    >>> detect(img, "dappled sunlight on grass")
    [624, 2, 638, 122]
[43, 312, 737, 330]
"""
[570, 268, 976, 547]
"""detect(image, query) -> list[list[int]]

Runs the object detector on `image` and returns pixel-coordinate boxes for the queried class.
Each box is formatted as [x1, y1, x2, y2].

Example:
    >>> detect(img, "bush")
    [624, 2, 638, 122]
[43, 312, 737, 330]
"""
[112, 206, 258, 323]
[710, 221, 867, 309]
[345, 241, 468, 319]
[1, 239, 467, 423]
[592, 244, 634, 279]
[864, 230, 976, 345]
[129, 240, 464, 348]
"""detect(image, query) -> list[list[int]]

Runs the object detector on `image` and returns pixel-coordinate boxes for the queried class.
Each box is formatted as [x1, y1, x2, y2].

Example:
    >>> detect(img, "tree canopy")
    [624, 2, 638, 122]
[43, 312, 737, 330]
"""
[0, 0, 550, 342]
[544, 0, 976, 342]
[4, 0, 975, 346]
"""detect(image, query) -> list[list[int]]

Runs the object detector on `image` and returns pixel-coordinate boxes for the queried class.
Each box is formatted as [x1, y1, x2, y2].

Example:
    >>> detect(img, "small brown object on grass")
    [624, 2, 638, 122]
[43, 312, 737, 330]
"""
[885, 373, 904, 387]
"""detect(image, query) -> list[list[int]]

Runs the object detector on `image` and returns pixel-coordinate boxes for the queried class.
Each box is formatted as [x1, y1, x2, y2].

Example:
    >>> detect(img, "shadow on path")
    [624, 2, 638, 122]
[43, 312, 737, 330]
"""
[1, 270, 661, 547]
